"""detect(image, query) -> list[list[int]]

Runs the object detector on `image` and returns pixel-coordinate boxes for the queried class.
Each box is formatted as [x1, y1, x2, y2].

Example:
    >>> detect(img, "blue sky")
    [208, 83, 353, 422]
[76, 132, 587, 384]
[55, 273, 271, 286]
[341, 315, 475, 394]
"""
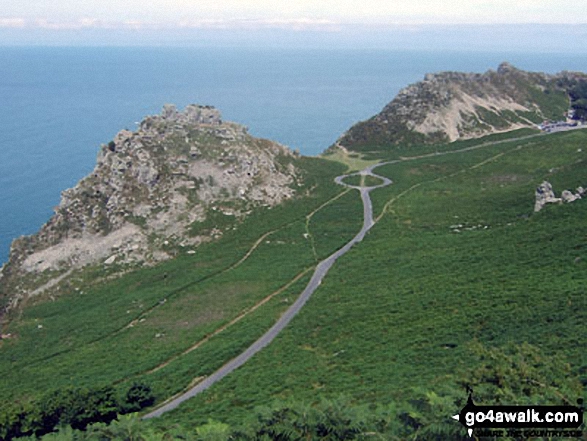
[1, 1, 586, 48]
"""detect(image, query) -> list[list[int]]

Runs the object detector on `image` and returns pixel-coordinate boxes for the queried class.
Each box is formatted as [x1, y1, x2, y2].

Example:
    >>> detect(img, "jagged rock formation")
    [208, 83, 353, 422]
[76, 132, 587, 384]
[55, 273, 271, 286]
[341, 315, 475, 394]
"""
[534, 181, 584, 212]
[335, 62, 587, 152]
[534, 182, 562, 212]
[0, 105, 300, 311]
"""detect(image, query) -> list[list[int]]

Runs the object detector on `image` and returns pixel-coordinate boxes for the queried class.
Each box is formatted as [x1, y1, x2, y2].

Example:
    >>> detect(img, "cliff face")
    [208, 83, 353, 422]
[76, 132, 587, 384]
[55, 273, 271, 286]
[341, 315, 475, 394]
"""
[0, 105, 300, 312]
[336, 63, 587, 152]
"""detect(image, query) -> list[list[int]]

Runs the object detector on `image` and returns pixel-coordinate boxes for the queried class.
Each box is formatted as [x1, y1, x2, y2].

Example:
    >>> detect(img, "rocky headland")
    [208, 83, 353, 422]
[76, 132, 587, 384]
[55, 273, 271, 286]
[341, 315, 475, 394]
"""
[334, 62, 587, 152]
[0, 105, 300, 313]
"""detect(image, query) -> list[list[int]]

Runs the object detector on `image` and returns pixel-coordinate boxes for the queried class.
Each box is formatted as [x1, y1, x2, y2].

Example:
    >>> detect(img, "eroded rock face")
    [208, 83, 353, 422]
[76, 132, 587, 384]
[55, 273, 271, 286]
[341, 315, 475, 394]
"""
[1, 105, 300, 311]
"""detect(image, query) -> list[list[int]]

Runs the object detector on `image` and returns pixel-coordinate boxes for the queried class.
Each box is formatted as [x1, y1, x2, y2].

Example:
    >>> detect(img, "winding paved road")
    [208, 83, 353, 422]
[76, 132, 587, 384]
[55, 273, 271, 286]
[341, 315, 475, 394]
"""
[143, 128, 572, 418]
[143, 166, 392, 419]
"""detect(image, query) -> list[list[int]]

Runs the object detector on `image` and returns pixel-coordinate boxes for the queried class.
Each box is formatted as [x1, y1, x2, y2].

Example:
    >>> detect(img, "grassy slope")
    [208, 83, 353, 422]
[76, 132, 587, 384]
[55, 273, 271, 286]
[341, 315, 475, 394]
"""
[0, 157, 358, 405]
[358, 128, 541, 161]
[341, 175, 385, 188]
[147, 129, 587, 429]
[1, 130, 586, 432]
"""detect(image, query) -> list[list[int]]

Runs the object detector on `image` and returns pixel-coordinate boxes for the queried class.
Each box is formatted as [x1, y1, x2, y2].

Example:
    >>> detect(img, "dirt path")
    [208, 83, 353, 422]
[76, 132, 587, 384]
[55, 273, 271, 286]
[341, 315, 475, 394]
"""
[145, 267, 314, 375]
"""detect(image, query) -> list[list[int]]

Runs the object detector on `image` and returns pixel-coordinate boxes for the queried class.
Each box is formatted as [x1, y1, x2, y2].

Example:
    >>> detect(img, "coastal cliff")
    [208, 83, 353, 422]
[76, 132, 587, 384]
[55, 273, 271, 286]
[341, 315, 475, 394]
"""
[335, 62, 587, 152]
[0, 105, 300, 313]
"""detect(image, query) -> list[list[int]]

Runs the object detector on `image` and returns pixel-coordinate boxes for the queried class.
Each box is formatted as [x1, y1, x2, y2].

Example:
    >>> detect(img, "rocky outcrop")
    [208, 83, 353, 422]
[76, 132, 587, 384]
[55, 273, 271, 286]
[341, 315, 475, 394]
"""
[0, 105, 300, 311]
[561, 190, 582, 203]
[534, 181, 562, 212]
[534, 181, 584, 212]
[335, 63, 587, 152]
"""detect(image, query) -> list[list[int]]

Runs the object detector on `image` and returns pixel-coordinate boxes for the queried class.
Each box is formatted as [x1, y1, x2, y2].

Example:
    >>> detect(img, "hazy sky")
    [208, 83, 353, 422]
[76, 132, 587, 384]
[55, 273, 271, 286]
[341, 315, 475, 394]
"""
[1, 1, 586, 48]
[2, 0, 586, 27]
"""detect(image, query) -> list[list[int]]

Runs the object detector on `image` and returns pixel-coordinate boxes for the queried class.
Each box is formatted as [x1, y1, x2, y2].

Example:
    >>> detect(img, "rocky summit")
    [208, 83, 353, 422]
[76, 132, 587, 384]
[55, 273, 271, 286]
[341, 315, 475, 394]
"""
[335, 62, 587, 152]
[0, 104, 300, 312]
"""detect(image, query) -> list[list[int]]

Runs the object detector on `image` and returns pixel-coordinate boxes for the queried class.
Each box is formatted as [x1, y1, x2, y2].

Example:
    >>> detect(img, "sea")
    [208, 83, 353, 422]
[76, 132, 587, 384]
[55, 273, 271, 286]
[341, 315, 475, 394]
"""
[1, 47, 586, 264]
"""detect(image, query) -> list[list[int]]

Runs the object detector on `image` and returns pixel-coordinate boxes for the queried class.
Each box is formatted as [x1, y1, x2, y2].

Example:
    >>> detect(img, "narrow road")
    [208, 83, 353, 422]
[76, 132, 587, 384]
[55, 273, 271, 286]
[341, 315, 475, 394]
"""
[143, 168, 392, 419]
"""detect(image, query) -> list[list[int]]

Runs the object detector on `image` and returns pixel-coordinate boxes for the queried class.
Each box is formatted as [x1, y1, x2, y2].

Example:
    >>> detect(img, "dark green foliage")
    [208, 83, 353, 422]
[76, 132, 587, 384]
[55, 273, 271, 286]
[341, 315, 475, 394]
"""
[392, 342, 585, 440]
[0, 402, 32, 440]
[572, 99, 587, 120]
[121, 383, 156, 414]
[569, 80, 587, 120]
[562, 77, 587, 121]
[236, 399, 371, 440]
[0, 384, 154, 440]
[460, 341, 583, 406]
[392, 389, 467, 440]
[40, 387, 118, 431]
[82, 414, 146, 441]
[15, 399, 398, 440]
[569, 81, 587, 101]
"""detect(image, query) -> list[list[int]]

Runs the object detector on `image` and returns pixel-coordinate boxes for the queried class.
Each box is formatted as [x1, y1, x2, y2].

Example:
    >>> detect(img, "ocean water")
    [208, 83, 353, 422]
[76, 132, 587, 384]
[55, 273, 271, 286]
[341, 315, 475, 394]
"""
[1, 47, 586, 264]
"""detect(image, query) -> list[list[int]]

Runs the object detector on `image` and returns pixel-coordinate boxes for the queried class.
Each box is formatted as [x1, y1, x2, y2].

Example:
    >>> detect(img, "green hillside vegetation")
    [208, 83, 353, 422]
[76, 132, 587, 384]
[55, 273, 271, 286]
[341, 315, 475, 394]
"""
[335, 119, 441, 154]
[325, 128, 541, 162]
[341, 174, 385, 187]
[340, 174, 363, 187]
[1, 128, 587, 440]
[139, 129, 586, 429]
[12, 341, 582, 440]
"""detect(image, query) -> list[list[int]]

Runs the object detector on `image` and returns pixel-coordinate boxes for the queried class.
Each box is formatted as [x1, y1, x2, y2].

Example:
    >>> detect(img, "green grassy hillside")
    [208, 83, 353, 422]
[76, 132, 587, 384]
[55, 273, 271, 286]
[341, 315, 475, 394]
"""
[148, 129, 587, 429]
[2, 130, 587, 440]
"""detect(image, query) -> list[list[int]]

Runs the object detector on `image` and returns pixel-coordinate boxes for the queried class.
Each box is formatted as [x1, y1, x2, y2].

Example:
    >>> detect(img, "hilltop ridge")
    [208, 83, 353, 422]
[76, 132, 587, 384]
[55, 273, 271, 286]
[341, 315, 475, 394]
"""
[335, 62, 587, 152]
